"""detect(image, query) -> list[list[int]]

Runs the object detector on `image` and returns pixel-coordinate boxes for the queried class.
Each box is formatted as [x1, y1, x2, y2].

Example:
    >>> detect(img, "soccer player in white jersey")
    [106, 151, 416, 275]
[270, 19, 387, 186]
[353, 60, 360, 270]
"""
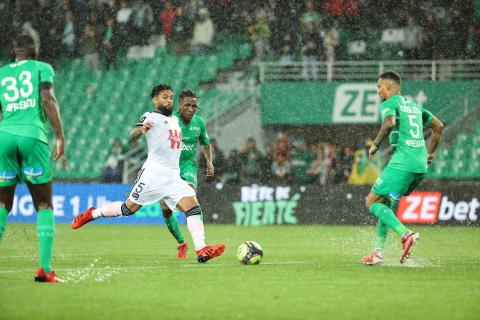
[72, 84, 225, 263]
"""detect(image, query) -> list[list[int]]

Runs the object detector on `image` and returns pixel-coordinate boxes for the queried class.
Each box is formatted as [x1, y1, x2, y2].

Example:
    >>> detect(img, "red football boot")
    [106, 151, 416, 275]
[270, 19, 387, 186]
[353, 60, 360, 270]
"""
[361, 251, 384, 265]
[196, 244, 226, 263]
[400, 232, 420, 264]
[71, 207, 96, 229]
[177, 242, 188, 259]
[34, 268, 64, 283]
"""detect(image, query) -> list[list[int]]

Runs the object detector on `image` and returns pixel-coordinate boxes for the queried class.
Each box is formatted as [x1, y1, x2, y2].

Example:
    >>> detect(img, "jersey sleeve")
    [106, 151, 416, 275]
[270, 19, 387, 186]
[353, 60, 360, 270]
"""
[135, 112, 151, 126]
[198, 117, 210, 146]
[380, 100, 397, 122]
[39, 62, 55, 84]
[421, 107, 434, 126]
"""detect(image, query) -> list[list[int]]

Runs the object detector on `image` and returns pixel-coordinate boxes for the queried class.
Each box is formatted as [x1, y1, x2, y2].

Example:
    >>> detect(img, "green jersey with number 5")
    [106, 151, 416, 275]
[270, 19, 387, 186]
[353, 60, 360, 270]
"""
[0, 60, 54, 144]
[381, 94, 434, 173]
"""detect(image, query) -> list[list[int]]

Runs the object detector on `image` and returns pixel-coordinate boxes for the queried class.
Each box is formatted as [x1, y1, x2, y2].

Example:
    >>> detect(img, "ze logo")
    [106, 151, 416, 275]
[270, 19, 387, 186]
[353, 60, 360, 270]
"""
[397, 192, 442, 223]
[332, 84, 380, 123]
[168, 129, 182, 149]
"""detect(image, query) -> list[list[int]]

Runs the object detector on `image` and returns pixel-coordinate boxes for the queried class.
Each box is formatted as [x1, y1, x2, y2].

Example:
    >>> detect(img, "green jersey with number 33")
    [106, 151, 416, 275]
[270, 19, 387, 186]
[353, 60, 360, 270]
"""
[0, 60, 54, 144]
[381, 94, 433, 174]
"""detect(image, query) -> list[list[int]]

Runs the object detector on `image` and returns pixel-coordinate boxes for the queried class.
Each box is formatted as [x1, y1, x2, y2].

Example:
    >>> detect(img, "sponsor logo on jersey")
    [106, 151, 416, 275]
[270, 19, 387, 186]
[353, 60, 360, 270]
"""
[181, 143, 194, 151]
[168, 129, 182, 149]
[5, 98, 36, 112]
[332, 84, 381, 123]
[23, 167, 44, 179]
[397, 192, 479, 223]
[0, 171, 17, 182]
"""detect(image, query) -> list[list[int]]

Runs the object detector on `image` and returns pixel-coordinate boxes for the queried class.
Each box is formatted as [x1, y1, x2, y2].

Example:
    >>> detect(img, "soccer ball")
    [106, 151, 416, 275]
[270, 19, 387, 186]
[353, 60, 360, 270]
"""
[237, 241, 263, 265]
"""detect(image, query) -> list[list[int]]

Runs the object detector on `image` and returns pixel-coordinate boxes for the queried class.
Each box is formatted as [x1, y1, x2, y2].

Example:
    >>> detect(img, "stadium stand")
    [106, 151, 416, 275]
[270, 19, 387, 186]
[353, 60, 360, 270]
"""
[52, 40, 252, 180]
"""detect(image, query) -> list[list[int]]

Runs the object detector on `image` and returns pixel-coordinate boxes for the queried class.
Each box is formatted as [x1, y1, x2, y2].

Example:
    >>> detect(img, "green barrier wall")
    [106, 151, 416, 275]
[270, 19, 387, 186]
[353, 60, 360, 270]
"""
[261, 81, 480, 125]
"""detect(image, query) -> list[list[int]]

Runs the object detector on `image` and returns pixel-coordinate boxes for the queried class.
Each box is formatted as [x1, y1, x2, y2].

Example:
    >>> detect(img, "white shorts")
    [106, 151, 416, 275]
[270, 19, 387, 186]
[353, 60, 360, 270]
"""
[127, 166, 196, 210]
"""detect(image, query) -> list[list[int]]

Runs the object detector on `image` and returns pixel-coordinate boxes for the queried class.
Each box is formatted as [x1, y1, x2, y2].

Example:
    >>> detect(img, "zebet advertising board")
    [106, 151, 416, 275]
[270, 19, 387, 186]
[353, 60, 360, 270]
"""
[7, 182, 478, 226]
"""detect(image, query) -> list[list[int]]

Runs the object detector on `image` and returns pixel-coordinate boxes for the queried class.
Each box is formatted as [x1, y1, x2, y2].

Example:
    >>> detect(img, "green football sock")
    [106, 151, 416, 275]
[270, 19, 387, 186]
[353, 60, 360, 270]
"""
[164, 212, 185, 244]
[369, 202, 408, 237]
[0, 207, 8, 242]
[375, 221, 388, 251]
[37, 209, 55, 273]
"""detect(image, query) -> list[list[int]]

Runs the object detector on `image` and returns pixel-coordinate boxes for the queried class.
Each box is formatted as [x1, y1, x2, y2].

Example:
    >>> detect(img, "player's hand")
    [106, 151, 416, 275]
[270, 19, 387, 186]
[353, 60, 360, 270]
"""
[206, 162, 214, 177]
[142, 121, 153, 133]
[427, 153, 435, 165]
[368, 144, 378, 160]
[53, 137, 67, 169]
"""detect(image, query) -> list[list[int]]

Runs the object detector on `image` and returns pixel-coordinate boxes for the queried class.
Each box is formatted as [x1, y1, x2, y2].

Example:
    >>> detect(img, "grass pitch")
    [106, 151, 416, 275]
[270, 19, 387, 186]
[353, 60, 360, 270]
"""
[1, 224, 479, 320]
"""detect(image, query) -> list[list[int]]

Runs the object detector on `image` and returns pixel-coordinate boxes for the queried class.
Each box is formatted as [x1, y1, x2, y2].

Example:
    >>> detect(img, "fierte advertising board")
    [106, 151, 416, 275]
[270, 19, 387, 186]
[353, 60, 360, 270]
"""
[7, 182, 479, 226]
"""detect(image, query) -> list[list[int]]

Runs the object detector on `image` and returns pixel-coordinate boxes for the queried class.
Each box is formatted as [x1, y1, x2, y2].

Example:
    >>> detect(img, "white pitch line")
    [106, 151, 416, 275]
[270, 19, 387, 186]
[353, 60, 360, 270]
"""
[0, 261, 314, 275]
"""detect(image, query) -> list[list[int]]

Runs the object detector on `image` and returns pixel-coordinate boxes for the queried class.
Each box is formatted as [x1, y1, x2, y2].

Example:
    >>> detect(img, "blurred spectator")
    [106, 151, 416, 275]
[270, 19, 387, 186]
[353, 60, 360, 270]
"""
[273, 133, 291, 161]
[307, 144, 329, 185]
[132, 0, 154, 45]
[278, 31, 295, 65]
[271, 155, 292, 182]
[171, 5, 193, 54]
[403, 16, 422, 60]
[239, 137, 263, 183]
[465, 23, 479, 59]
[199, 138, 226, 184]
[422, 14, 442, 59]
[332, 147, 353, 184]
[160, 0, 176, 41]
[81, 23, 100, 72]
[102, 17, 118, 70]
[291, 140, 315, 184]
[102, 139, 125, 183]
[62, 11, 76, 57]
[347, 142, 379, 185]
[224, 149, 242, 184]
[250, 9, 272, 61]
[301, 22, 321, 81]
[116, 0, 133, 47]
[447, 8, 468, 59]
[323, 23, 339, 62]
[191, 8, 214, 55]
[300, 0, 321, 30]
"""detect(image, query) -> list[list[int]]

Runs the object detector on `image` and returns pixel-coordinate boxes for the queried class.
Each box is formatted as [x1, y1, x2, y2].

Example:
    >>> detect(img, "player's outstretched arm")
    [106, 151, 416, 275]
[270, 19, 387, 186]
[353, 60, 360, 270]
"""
[202, 144, 214, 177]
[41, 84, 66, 168]
[130, 121, 153, 141]
[426, 116, 444, 164]
[369, 115, 396, 160]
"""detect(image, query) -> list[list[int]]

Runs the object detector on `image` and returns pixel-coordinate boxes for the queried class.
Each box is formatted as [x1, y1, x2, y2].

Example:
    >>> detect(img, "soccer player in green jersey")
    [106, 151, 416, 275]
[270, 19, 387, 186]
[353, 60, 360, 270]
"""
[362, 71, 444, 265]
[164, 90, 214, 259]
[0, 34, 66, 282]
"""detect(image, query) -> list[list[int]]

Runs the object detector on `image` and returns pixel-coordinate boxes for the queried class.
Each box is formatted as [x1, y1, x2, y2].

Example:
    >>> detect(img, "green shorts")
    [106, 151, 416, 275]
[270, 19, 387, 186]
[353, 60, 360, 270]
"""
[0, 131, 52, 187]
[180, 162, 198, 188]
[371, 166, 426, 207]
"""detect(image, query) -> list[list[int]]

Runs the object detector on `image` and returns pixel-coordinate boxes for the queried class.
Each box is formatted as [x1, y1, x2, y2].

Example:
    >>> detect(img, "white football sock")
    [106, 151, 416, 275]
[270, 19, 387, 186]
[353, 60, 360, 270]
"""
[92, 202, 123, 219]
[187, 214, 206, 251]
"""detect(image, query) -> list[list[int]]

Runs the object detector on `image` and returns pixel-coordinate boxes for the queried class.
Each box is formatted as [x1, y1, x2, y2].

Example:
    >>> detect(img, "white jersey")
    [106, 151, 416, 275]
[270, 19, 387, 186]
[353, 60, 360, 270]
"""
[129, 111, 196, 208]
[136, 111, 182, 171]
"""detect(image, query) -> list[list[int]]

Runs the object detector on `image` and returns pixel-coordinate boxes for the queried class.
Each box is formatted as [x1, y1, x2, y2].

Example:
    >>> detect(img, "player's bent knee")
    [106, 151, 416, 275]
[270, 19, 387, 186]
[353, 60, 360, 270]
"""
[121, 203, 135, 216]
[37, 202, 52, 211]
[0, 201, 12, 213]
[185, 206, 201, 217]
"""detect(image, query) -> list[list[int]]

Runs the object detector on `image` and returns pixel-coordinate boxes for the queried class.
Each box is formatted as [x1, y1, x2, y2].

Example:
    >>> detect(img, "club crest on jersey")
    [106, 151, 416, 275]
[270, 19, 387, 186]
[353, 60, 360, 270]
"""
[168, 129, 182, 149]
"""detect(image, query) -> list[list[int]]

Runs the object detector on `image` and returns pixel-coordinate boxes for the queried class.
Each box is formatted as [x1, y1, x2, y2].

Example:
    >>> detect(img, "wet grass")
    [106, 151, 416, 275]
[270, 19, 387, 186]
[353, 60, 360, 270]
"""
[1, 224, 479, 320]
